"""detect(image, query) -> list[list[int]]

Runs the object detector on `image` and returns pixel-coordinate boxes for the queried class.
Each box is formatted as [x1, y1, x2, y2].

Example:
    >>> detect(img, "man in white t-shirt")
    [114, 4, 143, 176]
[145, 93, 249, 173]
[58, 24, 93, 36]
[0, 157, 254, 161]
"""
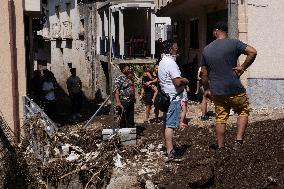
[158, 40, 189, 161]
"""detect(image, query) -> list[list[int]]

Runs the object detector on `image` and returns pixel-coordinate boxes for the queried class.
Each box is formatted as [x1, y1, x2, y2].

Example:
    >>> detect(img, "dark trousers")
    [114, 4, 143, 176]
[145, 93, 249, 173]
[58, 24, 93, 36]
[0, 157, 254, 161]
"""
[44, 99, 56, 120]
[71, 92, 83, 114]
[118, 100, 135, 128]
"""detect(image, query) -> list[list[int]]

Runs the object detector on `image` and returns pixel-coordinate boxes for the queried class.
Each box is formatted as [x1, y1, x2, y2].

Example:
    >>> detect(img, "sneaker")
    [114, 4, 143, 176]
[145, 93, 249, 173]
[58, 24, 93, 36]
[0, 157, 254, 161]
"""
[232, 140, 243, 151]
[166, 149, 183, 162]
[201, 115, 209, 121]
[76, 113, 83, 118]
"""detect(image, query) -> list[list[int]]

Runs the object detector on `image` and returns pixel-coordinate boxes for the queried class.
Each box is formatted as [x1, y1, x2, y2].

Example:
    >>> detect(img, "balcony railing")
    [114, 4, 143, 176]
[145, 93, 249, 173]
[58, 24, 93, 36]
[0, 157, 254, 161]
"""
[125, 37, 148, 58]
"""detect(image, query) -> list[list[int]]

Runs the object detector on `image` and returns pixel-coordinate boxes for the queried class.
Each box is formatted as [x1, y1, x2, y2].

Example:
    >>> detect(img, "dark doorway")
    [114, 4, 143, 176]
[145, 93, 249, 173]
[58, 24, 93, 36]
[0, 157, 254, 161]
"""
[206, 9, 228, 44]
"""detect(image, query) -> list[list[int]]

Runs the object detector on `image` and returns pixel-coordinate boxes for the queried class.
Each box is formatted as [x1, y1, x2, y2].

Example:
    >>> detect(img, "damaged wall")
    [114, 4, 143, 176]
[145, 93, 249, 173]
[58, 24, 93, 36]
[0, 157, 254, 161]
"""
[39, 0, 109, 100]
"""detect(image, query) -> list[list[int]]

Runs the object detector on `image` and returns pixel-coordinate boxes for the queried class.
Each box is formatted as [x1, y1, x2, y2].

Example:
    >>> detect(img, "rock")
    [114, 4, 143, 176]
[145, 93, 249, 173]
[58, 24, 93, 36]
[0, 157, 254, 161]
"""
[145, 180, 156, 189]
[106, 176, 141, 189]
[140, 149, 148, 153]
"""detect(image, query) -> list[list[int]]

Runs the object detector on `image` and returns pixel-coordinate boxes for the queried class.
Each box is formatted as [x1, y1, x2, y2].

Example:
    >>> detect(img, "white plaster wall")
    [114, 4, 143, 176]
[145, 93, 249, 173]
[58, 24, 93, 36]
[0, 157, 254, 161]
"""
[247, 0, 284, 78]
[0, 0, 26, 130]
[48, 0, 93, 98]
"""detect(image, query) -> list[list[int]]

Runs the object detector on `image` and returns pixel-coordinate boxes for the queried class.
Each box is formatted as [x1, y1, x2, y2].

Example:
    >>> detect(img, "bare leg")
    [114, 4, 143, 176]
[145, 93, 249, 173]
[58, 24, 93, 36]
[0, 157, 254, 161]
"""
[201, 96, 208, 116]
[180, 104, 187, 125]
[216, 123, 226, 148]
[161, 124, 166, 147]
[145, 105, 151, 122]
[165, 128, 174, 154]
[236, 116, 248, 140]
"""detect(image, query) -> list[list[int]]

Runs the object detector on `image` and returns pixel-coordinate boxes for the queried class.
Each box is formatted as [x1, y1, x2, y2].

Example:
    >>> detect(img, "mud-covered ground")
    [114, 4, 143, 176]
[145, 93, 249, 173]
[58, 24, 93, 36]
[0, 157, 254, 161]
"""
[94, 104, 284, 189]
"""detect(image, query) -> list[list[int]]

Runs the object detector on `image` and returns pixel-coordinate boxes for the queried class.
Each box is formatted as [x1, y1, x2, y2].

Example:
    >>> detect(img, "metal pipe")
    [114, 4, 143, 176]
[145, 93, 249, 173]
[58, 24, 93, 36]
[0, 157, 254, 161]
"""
[8, 0, 20, 143]
[108, 7, 115, 129]
[84, 94, 111, 128]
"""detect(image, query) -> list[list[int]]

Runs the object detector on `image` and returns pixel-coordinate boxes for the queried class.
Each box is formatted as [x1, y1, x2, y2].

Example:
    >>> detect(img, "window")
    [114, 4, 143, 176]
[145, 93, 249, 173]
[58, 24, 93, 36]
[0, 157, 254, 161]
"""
[190, 18, 199, 49]
[55, 5, 60, 18]
[66, 3, 71, 17]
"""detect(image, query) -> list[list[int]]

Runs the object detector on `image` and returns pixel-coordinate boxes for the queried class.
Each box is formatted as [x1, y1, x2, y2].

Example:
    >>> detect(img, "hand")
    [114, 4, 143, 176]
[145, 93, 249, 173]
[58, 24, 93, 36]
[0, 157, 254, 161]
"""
[117, 103, 124, 111]
[204, 89, 212, 100]
[233, 66, 245, 77]
[195, 90, 199, 95]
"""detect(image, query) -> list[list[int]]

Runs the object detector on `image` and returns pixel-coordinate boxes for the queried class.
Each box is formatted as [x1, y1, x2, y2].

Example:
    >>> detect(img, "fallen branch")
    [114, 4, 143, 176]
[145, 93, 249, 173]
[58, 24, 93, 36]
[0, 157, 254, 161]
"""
[84, 163, 108, 189]
[59, 168, 81, 180]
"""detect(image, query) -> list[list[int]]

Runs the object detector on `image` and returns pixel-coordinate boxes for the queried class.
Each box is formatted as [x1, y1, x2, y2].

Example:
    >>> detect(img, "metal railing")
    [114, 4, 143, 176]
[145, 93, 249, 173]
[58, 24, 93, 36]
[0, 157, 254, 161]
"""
[23, 96, 58, 136]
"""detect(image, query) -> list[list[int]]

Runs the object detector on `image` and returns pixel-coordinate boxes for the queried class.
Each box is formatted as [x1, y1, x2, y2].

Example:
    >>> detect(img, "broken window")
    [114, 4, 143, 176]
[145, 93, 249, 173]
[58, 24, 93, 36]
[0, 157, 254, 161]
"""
[55, 5, 60, 19]
[66, 3, 71, 17]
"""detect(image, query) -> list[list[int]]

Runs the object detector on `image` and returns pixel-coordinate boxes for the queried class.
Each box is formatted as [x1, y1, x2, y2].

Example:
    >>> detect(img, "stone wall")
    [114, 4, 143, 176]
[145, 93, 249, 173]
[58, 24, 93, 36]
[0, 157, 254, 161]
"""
[247, 78, 284, 108]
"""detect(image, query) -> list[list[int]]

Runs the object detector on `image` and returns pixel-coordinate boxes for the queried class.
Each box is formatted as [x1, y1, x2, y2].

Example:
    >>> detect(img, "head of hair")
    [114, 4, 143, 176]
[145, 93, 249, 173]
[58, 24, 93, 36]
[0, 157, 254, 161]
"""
[214, 21, 228, 32]
[162, 39, 177, 54]
[143, 64, 150, 72]
[119, 64, 129, 72]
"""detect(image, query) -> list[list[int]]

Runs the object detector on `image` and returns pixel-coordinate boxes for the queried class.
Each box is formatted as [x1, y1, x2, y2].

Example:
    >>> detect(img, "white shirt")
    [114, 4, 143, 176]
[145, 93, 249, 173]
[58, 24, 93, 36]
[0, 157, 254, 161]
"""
[42, 81, 55, 101]
[158, 55, 183, 100]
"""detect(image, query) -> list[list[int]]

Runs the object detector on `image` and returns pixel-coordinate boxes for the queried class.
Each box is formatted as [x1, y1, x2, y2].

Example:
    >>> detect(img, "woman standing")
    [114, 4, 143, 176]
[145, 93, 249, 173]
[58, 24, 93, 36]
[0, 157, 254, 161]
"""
[42, 71, 56, 121]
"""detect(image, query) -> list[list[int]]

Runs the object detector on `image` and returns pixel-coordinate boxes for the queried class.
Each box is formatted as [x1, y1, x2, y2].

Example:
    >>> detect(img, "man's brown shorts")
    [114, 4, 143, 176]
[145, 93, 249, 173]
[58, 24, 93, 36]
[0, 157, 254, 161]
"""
[212, 93, 250, 124]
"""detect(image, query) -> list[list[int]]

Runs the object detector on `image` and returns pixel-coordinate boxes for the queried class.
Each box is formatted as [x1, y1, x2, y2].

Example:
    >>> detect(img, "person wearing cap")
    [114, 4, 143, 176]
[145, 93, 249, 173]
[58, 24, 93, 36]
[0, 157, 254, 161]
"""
[200, 21, 257, 149]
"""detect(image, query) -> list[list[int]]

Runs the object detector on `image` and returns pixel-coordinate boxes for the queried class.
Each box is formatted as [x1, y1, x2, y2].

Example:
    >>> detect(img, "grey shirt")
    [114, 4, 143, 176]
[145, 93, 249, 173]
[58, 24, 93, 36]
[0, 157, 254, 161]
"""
[67, 76, 82, 93]
[201, 38, 247, 96]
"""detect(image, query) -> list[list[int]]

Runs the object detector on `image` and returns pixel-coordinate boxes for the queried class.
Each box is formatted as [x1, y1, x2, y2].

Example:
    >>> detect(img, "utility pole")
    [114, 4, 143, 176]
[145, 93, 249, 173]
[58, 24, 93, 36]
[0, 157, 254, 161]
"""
[108, 7, 115, 129]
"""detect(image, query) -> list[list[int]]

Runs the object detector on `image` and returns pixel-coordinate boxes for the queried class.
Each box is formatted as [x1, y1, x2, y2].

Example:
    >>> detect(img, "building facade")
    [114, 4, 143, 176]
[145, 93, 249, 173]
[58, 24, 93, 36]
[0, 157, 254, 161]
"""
[157, 0, 284, 108]
[0, 0, 42, 141]
[37, 0, 157, 100]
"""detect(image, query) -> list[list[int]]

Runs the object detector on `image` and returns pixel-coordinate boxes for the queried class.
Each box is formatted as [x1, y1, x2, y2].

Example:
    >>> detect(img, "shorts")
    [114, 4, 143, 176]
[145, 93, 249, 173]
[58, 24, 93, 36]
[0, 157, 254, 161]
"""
[163, 100, 181, 129]
[143, 92, 153, 105]
[213, 93, 250, 124]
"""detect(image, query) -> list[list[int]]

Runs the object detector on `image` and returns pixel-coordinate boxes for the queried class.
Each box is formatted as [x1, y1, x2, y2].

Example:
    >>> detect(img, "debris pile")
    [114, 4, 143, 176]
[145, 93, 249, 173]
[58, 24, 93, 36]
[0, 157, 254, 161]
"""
[17, 116, 121, 188]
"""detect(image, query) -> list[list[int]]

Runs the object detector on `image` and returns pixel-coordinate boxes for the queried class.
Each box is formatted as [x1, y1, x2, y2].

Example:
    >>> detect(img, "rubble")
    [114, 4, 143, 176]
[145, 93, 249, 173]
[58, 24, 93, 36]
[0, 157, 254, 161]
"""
[11, 116, 122, 188]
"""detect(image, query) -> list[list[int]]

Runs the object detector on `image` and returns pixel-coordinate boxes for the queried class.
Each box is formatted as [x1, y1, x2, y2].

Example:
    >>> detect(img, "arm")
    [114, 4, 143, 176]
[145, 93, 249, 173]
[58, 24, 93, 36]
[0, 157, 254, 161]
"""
[233, 45, 257, 76]
[195, 80, 200, 94]
[200, 66, 211, 99]
[172, 77, 189, 88]
[146, 77, 158, 86]
[151, 85, 158, 103]
[140, 86, 145, 99]
[115, 89, 124, 110]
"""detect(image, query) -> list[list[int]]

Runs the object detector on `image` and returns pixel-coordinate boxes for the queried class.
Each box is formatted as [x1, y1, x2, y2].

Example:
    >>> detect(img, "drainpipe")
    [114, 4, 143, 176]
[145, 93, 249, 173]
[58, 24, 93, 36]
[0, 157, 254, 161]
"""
[8, 0, 20, 143]
[228, 0, 239, 39]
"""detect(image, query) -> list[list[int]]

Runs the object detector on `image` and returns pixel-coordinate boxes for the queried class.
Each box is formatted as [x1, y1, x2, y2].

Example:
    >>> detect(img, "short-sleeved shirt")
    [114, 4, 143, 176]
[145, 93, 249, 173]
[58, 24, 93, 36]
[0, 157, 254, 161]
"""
[201, 38, 248, 96]
[114, 74, 135, 102]
[142, 74, 153, 94]
[158, 55, 183, 100]
[67, 76, 82, 93]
